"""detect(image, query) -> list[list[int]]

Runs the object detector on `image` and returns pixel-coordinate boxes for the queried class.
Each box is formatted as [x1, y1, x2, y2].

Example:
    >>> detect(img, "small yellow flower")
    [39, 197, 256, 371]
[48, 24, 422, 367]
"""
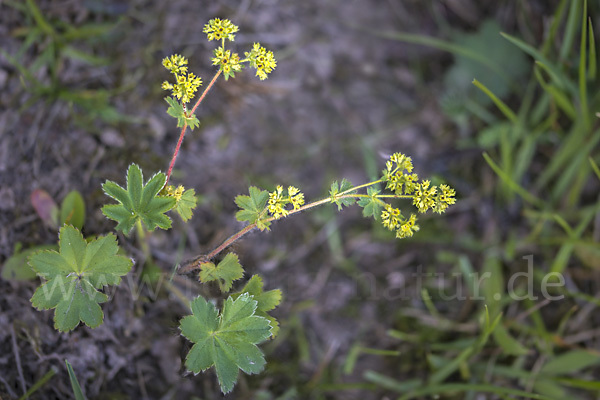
[244, 43, 277, 80]
[288, 186, 305, 210]
[203, 18, 239, 42]
[381, 204, 402, 230]
[212, 47, 242, 80]
[383, 152, 418, 195]
[396, 214, 419, 238]
[432, 184, 456, 213]
[162, 54, 188, 75]
[160, 185, 185, 202]
[412, 180, 437, 213]
[268, 186, 288, 219]
[162, 55, 203, 103]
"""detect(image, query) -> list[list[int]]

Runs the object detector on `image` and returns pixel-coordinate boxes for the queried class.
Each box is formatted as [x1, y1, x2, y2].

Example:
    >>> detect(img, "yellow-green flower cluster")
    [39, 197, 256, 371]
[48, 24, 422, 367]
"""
[381, 204, 420, 239]
[160, 184, 185, 202]
[161, 54, 202, 104]
[411, 180, 456, 214]
[162, 54, 188, 74]
[383, 152, 419, 195]
[212, 47, 242, 79]
[245, 43, 277, 80]
[203, 18, 239, 42]
[268, 185, 305, 219]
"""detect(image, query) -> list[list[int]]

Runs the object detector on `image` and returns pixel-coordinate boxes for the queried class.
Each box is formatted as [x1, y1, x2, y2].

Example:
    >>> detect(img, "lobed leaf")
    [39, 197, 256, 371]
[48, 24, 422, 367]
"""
[199, 253, 244, 292]
[29, 225, 132, 332]
[180, 293, 272, 394]
[235, 186, 270, 230]
[174, 189, 197, 221]
[165, 97, 200, 130]
[232, 275, 282, 337]
[101, 164, 176, 234]
[329, 178, 356, 210]
[357, 187, 384, 220]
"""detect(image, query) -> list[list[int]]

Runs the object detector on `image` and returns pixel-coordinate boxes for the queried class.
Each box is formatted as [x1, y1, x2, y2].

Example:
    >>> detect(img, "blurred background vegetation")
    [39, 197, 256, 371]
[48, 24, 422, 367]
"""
[1, 0, 600, 399]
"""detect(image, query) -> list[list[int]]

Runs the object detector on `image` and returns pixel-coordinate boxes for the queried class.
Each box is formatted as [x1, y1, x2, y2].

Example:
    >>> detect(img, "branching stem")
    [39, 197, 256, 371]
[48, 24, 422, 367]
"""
[178, 185, 415, 274]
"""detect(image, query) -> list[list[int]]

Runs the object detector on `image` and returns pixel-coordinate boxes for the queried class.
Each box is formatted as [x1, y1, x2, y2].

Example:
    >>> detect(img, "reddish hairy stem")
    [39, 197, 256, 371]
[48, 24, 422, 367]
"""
[166, 123, 188, 185]
[165, 69, 223, 184]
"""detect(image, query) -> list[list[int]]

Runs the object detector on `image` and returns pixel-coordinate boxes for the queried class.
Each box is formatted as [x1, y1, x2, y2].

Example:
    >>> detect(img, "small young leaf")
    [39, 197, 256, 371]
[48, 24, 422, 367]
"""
[235, 186, 270, 230]
[174, 189, 197, 221]
[1, 244, 57, 281]
[29, 225, 132, 332]
[180, 293, 272, 394]
[60, 190, 86, 230]
[31, 189, 59, 228]
[165, 97, 200, 130]
[102, 164, 176, 234]
[357, 187, 384, 220]
[199, 253, 244, 292]
[329, 178, 356, 210]
[232, 275, 282, 337]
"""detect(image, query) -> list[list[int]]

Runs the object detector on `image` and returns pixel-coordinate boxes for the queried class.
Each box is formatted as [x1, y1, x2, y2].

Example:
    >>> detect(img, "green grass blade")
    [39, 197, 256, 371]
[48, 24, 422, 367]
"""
[541, 350, 600, 375]
[588, 18, 597, 80]
[65, 360, 87, 400]
[482, 153, 543, 207]
[397, 383, 555, 400]
[560, 0, 580, 60]
[363, 370, 421, 393]
[551, 130, 600, 202]
[589, 157, 600, 180]
[17, 367, 57, 400]
[542, 0, 569, 56]
[578, 0, 590, 130]
[533, 67, 576, 119]
[501, 32, 576, 95]
[25, 0, 55, 37]
[472, 79, 518, 123]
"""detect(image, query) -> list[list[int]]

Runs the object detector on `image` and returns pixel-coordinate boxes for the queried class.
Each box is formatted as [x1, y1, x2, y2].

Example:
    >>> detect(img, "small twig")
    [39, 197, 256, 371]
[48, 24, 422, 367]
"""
[177, 189, 398, 274]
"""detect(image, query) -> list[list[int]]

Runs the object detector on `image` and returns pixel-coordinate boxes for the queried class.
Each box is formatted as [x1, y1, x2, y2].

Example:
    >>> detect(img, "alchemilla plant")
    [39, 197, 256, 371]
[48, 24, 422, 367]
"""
[28, 19, 455, 394]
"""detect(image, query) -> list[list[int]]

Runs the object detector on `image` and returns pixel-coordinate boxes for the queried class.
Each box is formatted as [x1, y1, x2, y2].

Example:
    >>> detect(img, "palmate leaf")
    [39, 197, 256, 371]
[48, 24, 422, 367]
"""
[235, 186, 270, 230]
[29, 225, 132, 332]
[199, 253, 244, 292]
[329, 178, 356, 210]
[174, 188, 197, 221]
[180, 293, 272, 394]
[102, 164, 176, 234]
[232, 275, 282, 337]
[165, 97, 200, 130]
[357, 187, 384, 220]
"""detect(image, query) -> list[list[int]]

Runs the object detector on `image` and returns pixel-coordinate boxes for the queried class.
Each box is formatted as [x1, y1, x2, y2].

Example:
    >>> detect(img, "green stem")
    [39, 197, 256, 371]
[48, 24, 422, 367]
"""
[338, 179, 383, 196]
[136, 219, 150, 259]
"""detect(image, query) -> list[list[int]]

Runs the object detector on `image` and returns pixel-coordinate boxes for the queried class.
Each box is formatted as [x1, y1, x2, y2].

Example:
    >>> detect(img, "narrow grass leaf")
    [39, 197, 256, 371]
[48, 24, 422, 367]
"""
[65, 360, 87, 400]
[472, 79, 517, 123]
[501, 32, 576, 94]
[483, 153, 543, 207]
[590, 157, 600, 180]
[588, 18, 597, 79]
[578, 0, 590, 130]
[397, 383, 555, 400]
[560, 0, 581, 60]
[26, 0, 55, 36]
[533, 67, 576, 119]
[541, 350, 600, 375]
